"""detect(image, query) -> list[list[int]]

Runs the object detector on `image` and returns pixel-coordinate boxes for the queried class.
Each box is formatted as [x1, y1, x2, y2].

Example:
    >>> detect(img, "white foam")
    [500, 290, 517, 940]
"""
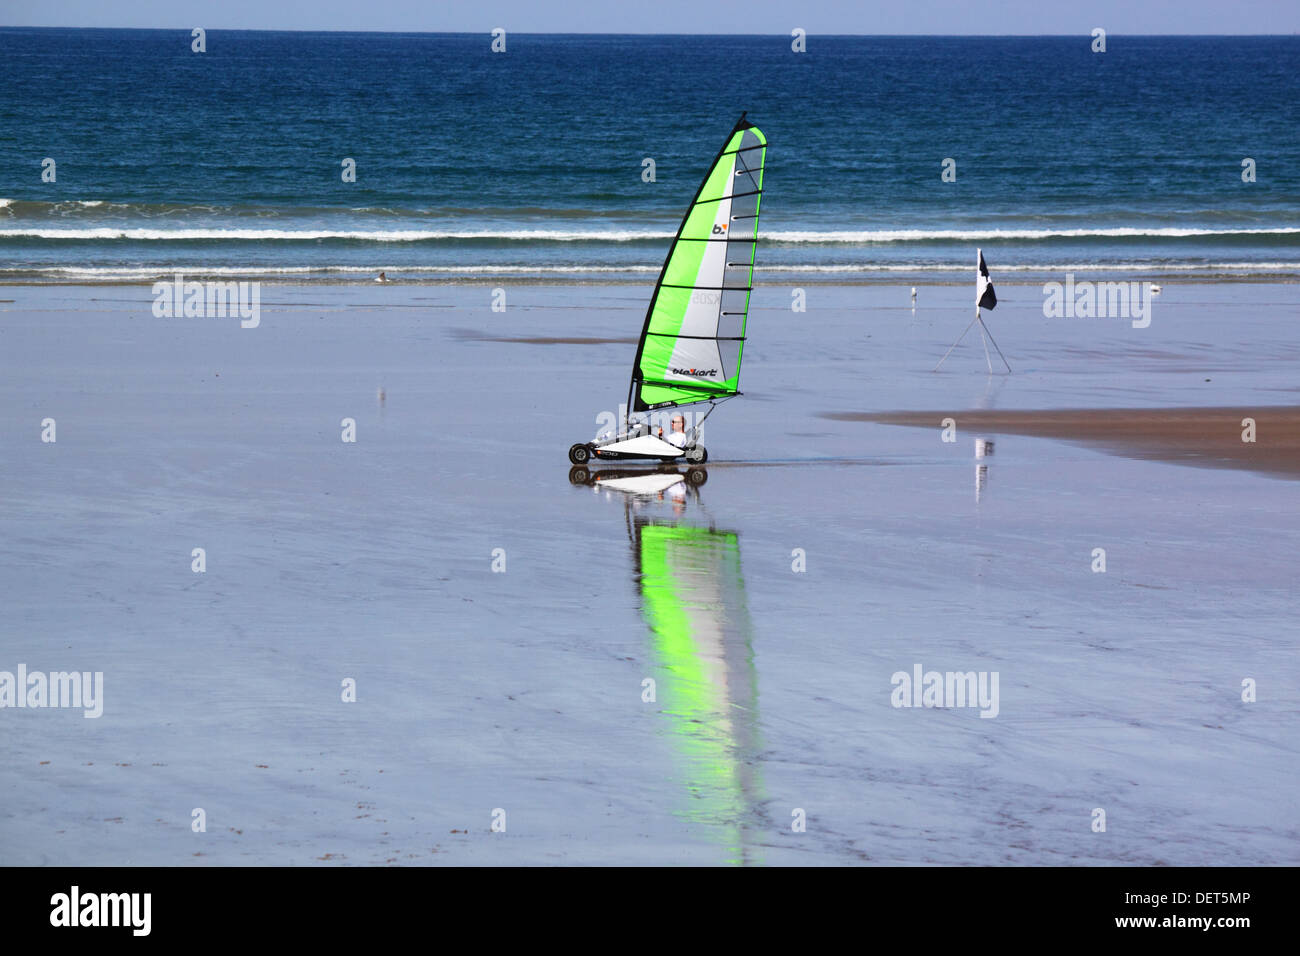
[0, 264, 663, 280]
[763, 227, 1300, 243]
[3, 225, 1299, 243]
[755, 261, 1300, 273]
[0, 227, 668, 242]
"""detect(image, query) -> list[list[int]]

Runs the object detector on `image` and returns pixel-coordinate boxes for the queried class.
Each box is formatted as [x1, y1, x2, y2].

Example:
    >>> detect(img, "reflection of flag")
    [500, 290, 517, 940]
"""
[977, 250, 997, 310]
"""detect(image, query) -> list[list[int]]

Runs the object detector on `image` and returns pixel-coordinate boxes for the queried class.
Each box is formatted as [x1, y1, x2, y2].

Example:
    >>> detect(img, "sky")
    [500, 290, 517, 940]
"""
[3, 0, 1299, 34]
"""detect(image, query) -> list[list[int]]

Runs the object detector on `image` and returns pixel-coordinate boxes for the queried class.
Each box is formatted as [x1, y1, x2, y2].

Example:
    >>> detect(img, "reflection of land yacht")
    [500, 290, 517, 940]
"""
[574, 465, 763, 862]
[568, 464, 707, 493]
[570, 463, 706, 519]
[630, 511, 763, 864]
[568, 114, 767, 467]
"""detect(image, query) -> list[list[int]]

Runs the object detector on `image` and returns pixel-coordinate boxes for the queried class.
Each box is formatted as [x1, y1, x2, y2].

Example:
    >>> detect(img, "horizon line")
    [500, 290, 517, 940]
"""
[3, 26, 1299, 37]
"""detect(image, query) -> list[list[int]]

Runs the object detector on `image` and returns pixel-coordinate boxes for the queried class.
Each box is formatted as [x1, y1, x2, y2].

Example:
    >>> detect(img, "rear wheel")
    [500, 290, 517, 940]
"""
[685, 445, 707, 463]
[568, 443, 591, 464]
[687, 467, 708, 486]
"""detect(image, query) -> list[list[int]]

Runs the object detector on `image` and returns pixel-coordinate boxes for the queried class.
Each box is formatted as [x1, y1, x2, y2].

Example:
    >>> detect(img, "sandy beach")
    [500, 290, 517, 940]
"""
[2, 280, 1297, 865]
[831, 406, 1300, 479]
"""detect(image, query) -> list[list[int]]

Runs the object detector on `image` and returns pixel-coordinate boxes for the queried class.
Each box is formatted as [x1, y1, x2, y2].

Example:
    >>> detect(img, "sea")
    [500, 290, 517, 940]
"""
[1, 29, 1298, 284]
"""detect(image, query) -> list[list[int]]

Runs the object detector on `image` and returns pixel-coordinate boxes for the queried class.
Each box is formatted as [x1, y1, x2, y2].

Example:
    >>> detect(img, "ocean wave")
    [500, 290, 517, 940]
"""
[765, 227, 1300, 243]
[0, 227, 670, 242]
[0, 264, 663, 279]
[0, 199, 666, 221]
[2, 261, 1296, 283]
[2, 225, 1299, 243]
[765, 261, 1300, 272]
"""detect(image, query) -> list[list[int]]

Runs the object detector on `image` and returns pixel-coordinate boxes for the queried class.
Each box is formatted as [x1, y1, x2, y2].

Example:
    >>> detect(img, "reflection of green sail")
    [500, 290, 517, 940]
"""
[635, 521, 762, 865]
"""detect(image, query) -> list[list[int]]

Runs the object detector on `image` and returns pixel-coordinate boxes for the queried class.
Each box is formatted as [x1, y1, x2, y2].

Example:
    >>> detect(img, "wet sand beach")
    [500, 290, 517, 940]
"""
[829, 407, 1300, 480]
[2, 282, 1298, 866]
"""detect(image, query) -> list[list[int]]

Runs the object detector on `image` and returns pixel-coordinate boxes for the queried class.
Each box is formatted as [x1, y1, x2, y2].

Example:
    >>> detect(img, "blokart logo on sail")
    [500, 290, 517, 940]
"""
[671, 367, 717, 377]
[711, 224, 729, 235]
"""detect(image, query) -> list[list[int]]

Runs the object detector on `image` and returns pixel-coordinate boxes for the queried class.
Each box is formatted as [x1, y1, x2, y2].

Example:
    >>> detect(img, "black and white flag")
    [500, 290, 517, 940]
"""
[977, 250, 997, 310]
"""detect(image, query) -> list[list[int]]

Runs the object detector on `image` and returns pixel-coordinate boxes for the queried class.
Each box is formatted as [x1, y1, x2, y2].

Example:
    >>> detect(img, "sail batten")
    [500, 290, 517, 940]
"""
[629, 115, 766, 413]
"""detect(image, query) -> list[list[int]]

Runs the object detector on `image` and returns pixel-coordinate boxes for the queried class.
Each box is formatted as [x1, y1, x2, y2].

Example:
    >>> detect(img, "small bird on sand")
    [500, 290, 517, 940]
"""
[1150, 284, 1162, 294]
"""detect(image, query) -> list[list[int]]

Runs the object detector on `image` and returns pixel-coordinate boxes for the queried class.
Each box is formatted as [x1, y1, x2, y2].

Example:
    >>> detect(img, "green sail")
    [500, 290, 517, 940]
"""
[630, 116, 767, 412]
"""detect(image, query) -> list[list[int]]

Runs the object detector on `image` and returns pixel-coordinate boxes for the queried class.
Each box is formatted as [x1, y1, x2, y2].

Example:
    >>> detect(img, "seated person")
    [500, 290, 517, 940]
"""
[658, 414, 690, 449]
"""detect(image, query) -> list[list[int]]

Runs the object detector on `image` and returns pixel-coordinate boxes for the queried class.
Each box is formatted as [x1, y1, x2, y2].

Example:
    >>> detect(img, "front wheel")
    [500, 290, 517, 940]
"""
[685, 445, 707, 464]
[569, 443, 591, 464]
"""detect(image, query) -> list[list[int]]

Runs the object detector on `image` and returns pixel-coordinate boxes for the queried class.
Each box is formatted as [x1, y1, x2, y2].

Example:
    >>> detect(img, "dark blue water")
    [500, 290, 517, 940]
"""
[1, 29, 1298, 282]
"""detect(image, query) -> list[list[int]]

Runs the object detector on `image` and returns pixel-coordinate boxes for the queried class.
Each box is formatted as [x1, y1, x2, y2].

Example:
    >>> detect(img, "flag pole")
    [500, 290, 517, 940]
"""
[975, 248, 993, 374]
[935, 247, 1012, 373]
[934, 246, 985, 372]
[977, 308, 993, 374]
[980, 319, 1011, 373]
[976, 246, 1011, 372]
[933, 314, 979, 371]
